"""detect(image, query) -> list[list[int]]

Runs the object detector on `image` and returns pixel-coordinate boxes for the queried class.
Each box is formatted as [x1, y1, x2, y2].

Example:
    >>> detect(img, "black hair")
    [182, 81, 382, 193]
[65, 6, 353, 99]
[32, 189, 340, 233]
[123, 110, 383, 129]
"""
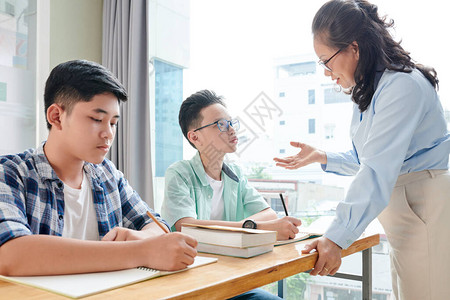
[179, 90, 226, 148]
[44, 60, 128, 129]
[312, 0, 438, 112]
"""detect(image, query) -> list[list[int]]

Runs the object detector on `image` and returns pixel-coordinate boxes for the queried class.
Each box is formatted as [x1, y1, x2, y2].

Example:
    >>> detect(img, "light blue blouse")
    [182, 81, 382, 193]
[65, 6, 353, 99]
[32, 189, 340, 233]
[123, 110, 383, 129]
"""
[322, 68, 450, 249]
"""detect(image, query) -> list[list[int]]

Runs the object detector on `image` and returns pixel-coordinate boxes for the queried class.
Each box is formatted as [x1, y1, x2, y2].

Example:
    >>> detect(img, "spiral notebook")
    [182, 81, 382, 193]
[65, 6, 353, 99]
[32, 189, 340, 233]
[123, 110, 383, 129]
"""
[0, 256, 217, 299]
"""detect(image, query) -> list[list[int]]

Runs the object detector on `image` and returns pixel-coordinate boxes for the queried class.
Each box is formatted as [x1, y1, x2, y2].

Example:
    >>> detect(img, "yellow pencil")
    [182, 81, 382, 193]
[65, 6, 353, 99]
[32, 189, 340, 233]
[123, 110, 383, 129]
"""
[146, 211, 170, 234]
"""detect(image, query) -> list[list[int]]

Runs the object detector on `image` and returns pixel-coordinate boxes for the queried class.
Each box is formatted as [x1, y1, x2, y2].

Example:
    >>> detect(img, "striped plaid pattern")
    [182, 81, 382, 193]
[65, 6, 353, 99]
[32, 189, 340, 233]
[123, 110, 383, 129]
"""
[0, 143, 166, 246]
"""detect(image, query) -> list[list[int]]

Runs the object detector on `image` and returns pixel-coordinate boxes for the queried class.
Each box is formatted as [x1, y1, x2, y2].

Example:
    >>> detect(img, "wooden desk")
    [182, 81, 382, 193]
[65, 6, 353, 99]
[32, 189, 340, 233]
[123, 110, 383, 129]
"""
[0, 234, 379, 299]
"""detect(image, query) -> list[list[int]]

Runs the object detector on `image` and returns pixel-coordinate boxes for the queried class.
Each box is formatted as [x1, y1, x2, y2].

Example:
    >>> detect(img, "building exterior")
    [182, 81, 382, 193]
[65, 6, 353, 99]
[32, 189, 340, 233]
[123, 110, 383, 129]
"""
[248, 178, 344, 217]
[267, 54, 355, 187]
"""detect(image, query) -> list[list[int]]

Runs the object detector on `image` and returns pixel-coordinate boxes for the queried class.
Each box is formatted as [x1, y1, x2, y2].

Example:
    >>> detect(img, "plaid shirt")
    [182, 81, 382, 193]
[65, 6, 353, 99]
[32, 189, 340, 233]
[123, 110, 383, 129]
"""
[0, 143, 168, 246]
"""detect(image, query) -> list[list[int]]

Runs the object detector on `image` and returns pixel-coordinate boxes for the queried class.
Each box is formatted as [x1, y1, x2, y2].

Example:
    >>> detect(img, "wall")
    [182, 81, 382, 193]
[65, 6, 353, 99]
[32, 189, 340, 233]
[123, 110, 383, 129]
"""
[37, 0, 103, 143]
[50, 0, 102, 68]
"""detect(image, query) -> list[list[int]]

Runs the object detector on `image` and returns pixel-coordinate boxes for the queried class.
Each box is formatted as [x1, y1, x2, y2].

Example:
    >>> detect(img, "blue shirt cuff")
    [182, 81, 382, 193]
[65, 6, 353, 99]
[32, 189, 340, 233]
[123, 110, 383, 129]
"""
[324, 218, 360, 249]
[321, 152, 340, 173]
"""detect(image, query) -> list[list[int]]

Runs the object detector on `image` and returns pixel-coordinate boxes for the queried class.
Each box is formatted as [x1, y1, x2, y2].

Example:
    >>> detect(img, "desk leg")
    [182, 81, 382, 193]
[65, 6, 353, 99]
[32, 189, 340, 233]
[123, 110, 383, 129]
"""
[277, 279, 286, 298]
[362, 247, 372, 300]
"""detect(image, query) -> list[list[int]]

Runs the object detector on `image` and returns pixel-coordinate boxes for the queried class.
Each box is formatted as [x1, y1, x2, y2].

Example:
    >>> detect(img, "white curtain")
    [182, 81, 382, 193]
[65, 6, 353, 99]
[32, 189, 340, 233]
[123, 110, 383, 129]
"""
[102, 0, 154, 207]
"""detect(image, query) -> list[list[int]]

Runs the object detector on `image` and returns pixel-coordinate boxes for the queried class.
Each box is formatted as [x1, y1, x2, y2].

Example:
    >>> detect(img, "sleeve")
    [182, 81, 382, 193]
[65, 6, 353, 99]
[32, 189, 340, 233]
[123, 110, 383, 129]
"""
[325, 73, 428, 249]
[321, 148, 360, 176]
[0, 160, 32, 246]
[161, 167, 198, 230]
[111, 162, 169, 231]
[239, 171, 270, 218]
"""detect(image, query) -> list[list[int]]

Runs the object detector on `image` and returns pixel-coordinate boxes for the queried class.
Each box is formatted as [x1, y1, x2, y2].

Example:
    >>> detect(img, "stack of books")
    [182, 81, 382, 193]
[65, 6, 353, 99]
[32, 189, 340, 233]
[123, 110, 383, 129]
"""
[181, 224, 277, 258]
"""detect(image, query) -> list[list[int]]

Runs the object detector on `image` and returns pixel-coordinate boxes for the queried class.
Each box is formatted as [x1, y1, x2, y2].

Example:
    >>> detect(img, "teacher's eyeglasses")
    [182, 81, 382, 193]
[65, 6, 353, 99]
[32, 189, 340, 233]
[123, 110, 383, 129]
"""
[318, 47, 344, 72]
[193, 118, 240, 132]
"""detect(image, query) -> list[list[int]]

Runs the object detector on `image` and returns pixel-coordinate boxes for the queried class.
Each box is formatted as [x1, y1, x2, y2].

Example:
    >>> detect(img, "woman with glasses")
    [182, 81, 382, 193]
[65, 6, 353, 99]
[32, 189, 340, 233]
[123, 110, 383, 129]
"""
[274, 1, 449, 299]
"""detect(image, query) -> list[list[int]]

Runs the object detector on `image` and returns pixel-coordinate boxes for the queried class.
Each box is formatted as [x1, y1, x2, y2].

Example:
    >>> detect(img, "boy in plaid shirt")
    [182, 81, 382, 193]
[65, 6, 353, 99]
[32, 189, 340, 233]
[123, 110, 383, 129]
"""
[0, 60, 197, 276]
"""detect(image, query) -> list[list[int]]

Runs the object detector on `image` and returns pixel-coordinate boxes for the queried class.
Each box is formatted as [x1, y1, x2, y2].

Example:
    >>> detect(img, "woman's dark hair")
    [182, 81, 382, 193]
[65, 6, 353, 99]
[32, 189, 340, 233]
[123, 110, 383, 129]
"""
[179, 90, 226, 148]
[312, 0, 438, 112]
[44, 60, 128, 129]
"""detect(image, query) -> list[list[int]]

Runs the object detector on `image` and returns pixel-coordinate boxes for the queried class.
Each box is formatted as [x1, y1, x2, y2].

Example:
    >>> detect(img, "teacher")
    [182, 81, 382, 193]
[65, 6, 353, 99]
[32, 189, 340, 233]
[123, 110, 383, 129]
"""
[274, 1, 450, 299]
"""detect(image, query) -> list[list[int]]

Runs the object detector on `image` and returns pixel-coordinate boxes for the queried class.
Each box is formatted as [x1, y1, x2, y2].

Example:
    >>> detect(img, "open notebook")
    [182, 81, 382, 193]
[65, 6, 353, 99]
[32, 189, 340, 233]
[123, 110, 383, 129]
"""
[0, 256, 217, 299]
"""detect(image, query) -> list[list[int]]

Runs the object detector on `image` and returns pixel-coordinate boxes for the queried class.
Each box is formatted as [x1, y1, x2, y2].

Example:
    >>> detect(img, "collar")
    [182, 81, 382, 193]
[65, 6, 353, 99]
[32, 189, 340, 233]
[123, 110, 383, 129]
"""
[190, 152, 239, 186]
[35, 142, 99, 182]
[373, 62, 386, 91]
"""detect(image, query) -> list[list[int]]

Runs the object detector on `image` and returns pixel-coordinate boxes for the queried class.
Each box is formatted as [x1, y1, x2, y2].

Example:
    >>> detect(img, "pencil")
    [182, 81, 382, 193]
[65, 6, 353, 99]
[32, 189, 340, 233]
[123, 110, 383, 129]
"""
[279, 193, 289, 216]
[146, 211, 170, 234]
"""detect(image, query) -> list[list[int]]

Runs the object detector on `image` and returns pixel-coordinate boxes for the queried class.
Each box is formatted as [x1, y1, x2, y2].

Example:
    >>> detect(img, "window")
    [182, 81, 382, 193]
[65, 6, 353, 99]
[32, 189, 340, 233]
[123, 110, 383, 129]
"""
[270, 196, 284, 213]
[154, 59, 183, 177]
[308, 119, 315, 134]
[186, 1, 395, 296]
[0, 0, 37, 155]
[308, 89, 315, 104]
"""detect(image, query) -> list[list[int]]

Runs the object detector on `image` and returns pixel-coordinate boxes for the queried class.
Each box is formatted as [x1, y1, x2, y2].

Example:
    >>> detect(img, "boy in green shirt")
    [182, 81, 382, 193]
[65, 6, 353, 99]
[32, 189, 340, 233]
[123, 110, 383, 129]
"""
[162, 90, 302, 238]
[163, 90, 301, 299]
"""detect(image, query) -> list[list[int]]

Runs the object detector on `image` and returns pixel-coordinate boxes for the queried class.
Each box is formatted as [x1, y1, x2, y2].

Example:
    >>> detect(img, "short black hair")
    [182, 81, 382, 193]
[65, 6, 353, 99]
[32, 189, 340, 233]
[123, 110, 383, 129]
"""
[44, 60, 128, 129]
[179, 90, 225, 148]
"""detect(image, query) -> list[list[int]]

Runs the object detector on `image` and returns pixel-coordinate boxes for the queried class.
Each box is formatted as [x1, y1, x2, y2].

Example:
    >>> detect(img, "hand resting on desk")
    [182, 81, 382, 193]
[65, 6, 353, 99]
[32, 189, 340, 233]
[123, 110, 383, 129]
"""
[102, 227, 198, 272]
[301, 236, 342, 276]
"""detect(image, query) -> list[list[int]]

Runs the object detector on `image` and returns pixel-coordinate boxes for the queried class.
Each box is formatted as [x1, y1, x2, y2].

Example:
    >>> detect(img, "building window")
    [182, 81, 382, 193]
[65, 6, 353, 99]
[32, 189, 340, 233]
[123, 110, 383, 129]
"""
[270, 196, 284, 213]
[279, 92, 285, 97]
[308, 119, 315, 134]
[308, 89, 315, 104]
[154, 59, 183, 177]
[324, 88, 351, 104]
[279, 120, 285, 125]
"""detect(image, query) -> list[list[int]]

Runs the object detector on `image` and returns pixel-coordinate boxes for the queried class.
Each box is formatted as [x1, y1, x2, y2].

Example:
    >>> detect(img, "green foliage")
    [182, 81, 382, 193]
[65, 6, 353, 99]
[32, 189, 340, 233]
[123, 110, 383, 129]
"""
[247, 166, 272, 179]
[260, 273, 310, 299]
[286, 273, 309, 300]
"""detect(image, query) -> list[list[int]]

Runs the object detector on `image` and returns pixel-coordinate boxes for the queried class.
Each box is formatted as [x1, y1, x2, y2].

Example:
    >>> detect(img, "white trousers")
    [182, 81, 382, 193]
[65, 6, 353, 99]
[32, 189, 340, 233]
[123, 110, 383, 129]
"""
[377, 169, 450, 300]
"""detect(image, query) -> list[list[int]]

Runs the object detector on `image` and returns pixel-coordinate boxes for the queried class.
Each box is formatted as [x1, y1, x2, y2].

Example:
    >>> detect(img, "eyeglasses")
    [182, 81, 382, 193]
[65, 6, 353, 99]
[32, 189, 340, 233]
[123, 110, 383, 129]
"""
[318, 47, 344, 72]
[193, 118, 240, 132]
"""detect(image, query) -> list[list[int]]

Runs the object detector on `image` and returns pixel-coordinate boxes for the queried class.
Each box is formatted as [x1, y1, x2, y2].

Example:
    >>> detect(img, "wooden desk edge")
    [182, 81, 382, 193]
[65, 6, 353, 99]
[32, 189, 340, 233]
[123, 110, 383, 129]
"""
[169, 233, 380, 300]
[0, 234, 380, 300]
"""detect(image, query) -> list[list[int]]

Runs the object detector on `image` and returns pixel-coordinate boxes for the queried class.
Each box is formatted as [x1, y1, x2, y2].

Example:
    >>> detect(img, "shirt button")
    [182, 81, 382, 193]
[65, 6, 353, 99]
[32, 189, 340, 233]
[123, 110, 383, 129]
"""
[57, 182, 63, 188]
[59, 215, 64, 220]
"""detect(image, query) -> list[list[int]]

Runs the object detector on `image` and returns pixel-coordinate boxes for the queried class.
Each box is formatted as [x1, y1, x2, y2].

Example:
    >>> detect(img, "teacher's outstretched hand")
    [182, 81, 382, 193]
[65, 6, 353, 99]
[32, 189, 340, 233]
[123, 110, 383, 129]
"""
[273, 141, 327, 170]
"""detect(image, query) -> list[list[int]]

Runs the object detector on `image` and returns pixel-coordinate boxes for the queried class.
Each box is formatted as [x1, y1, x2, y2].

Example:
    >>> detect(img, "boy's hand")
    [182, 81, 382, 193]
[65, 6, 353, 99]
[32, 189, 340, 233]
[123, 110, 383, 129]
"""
[102, 227, 151, 241]
[102, 220, 170, 242]
[140, 232, 198, 271]
[258, 216, 302, 240]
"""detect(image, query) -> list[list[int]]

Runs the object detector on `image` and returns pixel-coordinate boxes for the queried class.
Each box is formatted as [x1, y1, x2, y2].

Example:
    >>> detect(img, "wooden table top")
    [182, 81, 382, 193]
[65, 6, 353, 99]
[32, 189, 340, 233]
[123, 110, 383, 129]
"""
[0, 234, 380, 299]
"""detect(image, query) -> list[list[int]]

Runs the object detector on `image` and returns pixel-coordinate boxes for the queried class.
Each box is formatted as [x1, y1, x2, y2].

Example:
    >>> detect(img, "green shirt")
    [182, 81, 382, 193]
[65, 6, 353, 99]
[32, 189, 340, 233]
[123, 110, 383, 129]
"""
[161, 152, 269, 230]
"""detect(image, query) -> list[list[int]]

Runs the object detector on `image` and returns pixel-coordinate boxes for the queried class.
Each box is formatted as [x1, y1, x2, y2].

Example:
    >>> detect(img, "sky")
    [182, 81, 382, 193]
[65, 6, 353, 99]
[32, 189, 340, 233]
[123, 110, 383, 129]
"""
[185, 0, 450, 115]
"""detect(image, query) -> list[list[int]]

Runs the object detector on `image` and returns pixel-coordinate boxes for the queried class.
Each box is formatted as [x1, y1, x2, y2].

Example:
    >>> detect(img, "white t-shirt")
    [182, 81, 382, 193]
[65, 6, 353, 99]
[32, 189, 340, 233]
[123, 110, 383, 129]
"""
[206, 174, 225, 220]
[61, 172, 99, 240]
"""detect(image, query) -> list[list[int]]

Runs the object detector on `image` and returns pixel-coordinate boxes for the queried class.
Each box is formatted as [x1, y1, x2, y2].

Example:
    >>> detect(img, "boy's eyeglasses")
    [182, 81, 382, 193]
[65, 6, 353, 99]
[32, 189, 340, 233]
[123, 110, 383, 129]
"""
[193, 118, 240, 132]
[318, 47, 344, 72]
